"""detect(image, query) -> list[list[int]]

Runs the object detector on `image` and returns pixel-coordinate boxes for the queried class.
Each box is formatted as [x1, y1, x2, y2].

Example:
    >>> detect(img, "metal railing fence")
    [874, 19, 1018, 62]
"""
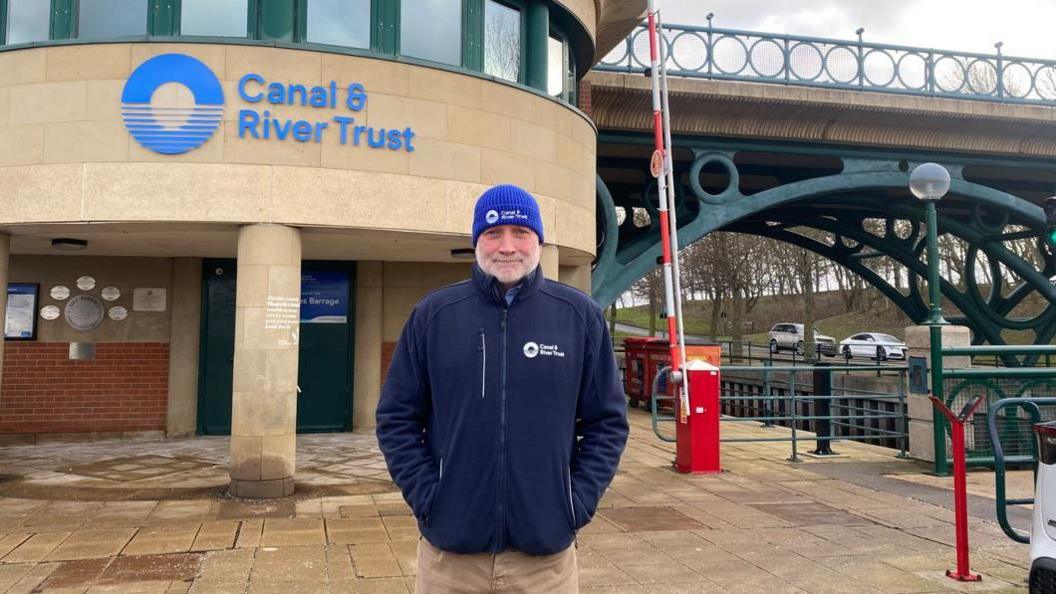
[652, 364, 908, 462]
[716, 339, 896, 370]
[938, 346, 1056, 472]
[986, 397, 1056, 544]
[598, 23, 1056, 106]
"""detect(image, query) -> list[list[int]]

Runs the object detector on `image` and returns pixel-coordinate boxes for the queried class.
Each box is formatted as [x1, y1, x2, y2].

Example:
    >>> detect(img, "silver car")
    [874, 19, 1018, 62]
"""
[840, 332, 907, 361]
[768, 323, 838, 356]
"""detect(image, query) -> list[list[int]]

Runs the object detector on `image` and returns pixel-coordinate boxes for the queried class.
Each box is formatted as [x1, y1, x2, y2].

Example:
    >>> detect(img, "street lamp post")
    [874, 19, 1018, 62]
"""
[910, 162, 952, 475]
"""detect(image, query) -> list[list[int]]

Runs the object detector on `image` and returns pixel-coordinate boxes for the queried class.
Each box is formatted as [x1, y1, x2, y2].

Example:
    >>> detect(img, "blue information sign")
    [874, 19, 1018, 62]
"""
[6, 283, 38, 340]
[300, 271, 348, 324]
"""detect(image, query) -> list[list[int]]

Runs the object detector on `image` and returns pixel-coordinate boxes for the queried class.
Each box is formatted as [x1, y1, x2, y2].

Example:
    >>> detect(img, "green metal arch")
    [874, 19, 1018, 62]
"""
[594, 167, 1045, 308]
[593, 161, 1056, 355]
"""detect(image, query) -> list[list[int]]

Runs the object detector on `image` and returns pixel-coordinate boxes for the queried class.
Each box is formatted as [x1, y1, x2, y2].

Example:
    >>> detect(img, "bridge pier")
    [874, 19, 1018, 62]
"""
[905, 325, 971, 465]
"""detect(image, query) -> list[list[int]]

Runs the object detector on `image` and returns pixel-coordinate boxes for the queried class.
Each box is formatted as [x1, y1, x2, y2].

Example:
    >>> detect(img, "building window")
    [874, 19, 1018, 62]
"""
[484, 0, 520, 82]
[181, 0, 248, 37]
[400, 0, 460, 66]
[78, 0, 148, 38]
[5, 0, 50, 44]
[307, 0, 369, 48]
[547, 34, 563, 97]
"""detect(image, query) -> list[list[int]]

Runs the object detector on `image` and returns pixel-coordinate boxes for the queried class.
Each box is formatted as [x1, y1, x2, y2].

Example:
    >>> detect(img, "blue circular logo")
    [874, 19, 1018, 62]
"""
[121, 54, 224, 155]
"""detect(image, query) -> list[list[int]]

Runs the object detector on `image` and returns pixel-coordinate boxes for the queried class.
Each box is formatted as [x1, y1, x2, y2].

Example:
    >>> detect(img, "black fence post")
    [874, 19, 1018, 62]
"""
[812, 362, 836, 455]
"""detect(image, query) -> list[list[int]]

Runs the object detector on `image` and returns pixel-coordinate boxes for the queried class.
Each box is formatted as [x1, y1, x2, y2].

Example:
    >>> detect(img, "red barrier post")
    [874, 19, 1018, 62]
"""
[929, 395, 984, 582]
[675, 362, 721, 474]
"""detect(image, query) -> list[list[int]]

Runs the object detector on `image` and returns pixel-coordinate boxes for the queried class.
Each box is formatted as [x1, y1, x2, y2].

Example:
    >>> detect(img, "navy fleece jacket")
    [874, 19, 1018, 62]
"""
[376, 264, 628, 555]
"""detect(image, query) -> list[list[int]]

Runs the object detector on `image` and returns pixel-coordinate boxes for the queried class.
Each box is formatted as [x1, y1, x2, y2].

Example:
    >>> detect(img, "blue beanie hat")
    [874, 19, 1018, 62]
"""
[471, 184, 544, 246]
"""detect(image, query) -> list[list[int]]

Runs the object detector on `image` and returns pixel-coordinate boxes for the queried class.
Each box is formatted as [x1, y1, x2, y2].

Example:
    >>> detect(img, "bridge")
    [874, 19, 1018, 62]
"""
[589, 22, 1056, 355]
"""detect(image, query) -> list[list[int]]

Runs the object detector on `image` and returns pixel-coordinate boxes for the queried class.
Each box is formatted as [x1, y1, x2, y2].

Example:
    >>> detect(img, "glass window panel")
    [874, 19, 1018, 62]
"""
[566, 51, 576, 102]
[484, 1, 520, 82]
[307, 0, 370, 48]
[6, 0, 50, 44]
[78, 0, 147, 38]
[181, 0, 248, 37]
[547, 35, 564, 96]
[400, 0, 460, 66]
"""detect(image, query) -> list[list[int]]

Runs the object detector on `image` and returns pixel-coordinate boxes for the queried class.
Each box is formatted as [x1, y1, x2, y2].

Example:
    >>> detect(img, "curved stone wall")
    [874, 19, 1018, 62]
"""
[0, 44, 598, 255]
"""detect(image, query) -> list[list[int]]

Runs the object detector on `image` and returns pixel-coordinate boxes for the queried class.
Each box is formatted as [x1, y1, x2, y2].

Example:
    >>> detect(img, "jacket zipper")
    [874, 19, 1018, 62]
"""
[478, 327, 486, 399]
[425, 457, 444, 527]
[496, 307, 509, 551]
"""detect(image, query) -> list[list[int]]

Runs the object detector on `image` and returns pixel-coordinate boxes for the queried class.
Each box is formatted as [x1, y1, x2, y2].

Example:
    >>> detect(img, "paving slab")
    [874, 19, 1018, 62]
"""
[260, 518, 326, 547]
[122, 525, 200, 556]
[0, 408, 1036, 592]
[4, 561, 59, 593]
[234, 519, 264, 549]
[46, 528, 138, 562]
[189, 520, 239, 551]
[2, 531, 71, 563]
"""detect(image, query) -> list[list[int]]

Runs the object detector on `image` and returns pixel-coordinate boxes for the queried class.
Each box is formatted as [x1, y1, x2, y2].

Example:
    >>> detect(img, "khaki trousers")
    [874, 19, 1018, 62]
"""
[414, 538, 578, 593]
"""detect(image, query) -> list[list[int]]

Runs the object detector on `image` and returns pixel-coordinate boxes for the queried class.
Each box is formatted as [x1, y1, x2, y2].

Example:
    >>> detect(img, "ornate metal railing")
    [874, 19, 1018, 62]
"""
[597, 23, 1056, 105]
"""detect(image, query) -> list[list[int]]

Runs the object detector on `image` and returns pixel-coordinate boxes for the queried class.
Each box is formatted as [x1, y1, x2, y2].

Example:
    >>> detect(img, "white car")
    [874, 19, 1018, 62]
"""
[839, 332, 907, 361]
[768, 323, 837, 356]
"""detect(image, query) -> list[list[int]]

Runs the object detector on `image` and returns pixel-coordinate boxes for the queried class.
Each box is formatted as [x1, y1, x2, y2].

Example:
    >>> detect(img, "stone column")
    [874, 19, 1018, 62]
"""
[905, 324, 971, 463]
[540, 244, 559, 280]
[0, 234, 9, 390]
[559, 264, 591, 293]
[230, 224, 301, 498]
[353, 262, 383, 430]
[166, 257, 201, 437]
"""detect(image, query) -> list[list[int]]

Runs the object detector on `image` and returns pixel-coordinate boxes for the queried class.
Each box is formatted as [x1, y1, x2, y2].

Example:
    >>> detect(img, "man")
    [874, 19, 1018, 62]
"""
[377, 184, 629, 593]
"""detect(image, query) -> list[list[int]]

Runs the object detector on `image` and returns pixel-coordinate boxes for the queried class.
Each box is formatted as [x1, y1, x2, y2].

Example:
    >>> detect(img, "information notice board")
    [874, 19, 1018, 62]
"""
[6, 283, 38, 340]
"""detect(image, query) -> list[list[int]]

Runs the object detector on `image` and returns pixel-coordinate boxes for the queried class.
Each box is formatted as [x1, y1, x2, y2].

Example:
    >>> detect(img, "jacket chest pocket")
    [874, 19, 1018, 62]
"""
[428, 327, 490, 404]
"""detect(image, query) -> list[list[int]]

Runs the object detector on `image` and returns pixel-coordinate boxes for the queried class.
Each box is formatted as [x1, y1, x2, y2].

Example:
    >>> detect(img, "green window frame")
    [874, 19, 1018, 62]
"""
[395, 0, 466, 69]
[296, 0, 373, 50]
[175, 0, 255, 39]
[0, 0, 582, 107]
[480, 0, 526, 84]
[70, 0, 152, 39]
[547, 24, 576, 104]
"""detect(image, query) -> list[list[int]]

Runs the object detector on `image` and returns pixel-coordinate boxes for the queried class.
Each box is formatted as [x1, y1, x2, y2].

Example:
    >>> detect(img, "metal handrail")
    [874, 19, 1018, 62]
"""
[985, 397, 1052, 544]
[944, 345, 1056, 356]
[598, 23, 1056, 105]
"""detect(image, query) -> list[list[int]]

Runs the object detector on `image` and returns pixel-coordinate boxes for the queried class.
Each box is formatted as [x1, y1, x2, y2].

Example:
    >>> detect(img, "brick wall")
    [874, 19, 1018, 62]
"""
[578, 79, 592, 117]
[0, 342, 170, 434]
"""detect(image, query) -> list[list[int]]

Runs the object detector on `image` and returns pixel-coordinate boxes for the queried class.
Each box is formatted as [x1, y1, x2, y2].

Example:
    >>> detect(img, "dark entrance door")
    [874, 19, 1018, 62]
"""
[197, 260, 355, 434]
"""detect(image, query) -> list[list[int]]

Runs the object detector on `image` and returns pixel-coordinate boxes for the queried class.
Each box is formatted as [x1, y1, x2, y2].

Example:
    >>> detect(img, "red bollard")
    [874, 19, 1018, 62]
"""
[675, 362, 721, 474]
[930, 395, 984, 582]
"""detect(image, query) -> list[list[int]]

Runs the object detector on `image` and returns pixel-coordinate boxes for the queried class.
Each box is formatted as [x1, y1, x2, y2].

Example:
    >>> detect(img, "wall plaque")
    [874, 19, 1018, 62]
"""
[65, 294, 105, 331]
[909, 356, 929, 394]
[108, 306, 128, 321]
[40, 305, 60, 320]
[76, 276, 96, 291]
[69, 342, 96, 360]
[49, 285, 70, 301]
[101, 287, 121, 301]
[133, 288, 166, 312]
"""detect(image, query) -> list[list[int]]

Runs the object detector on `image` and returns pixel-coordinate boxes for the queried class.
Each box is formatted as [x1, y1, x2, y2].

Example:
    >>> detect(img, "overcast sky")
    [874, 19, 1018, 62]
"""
[655, 0, 1056, 59]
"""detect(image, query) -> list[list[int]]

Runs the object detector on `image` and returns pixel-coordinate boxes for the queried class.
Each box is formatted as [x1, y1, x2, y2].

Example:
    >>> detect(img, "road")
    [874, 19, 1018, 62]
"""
[613, 322, 707, 341]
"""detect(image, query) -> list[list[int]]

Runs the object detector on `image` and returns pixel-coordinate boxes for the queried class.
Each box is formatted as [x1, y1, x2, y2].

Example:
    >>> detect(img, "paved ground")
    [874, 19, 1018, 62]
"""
[0, 408, 1034, 593]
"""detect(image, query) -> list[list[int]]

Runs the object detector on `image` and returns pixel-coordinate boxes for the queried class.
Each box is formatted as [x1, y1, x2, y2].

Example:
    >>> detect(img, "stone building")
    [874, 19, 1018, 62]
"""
[0, 0, 644, 496]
